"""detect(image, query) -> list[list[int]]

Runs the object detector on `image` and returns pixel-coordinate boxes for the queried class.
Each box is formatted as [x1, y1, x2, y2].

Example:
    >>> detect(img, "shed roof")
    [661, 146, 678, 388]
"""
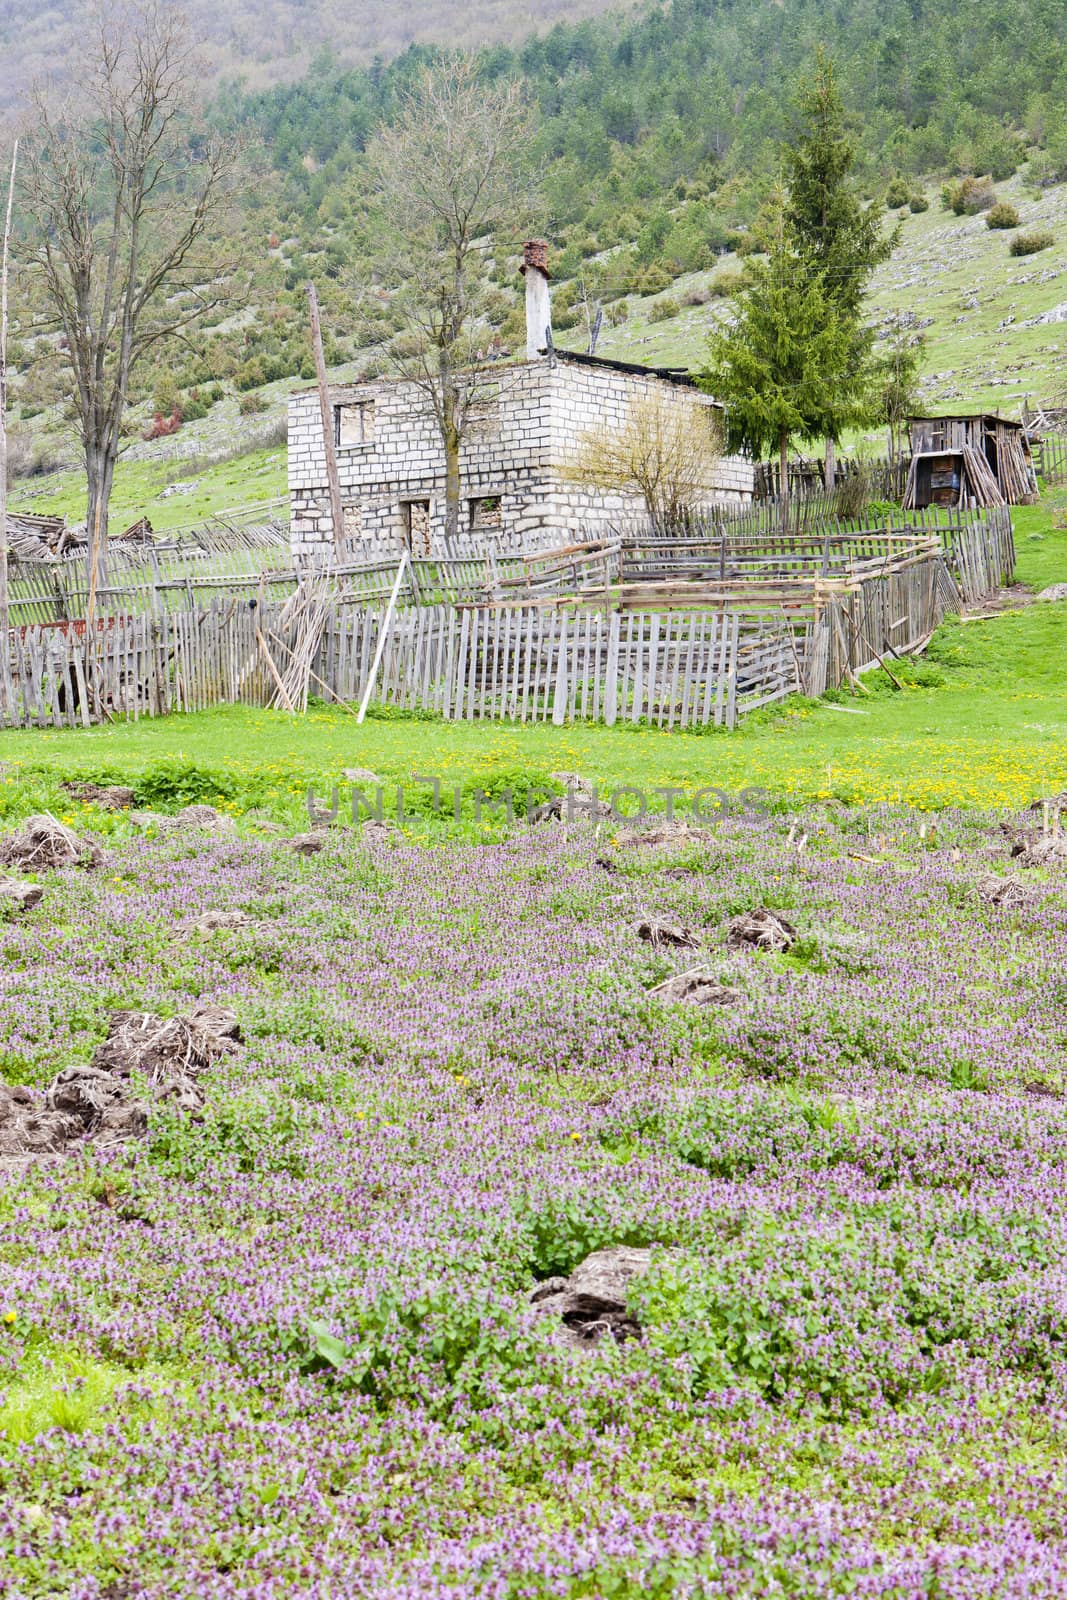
[552, 347, 703, 390]
[907, 412, 1024, 430]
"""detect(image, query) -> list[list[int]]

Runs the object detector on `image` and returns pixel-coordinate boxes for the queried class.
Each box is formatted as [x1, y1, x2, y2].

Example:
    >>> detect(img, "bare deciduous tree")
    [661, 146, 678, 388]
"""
[564, 391, 723, 533]
[362, 57, 537, 542]
[21, 3, 236, 591]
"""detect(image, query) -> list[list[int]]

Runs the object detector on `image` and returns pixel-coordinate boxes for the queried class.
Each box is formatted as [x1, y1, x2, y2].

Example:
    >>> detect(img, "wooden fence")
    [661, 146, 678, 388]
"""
[752, 455, 911, 508]
[0, 507, 1013, 733]
[1032, 433, 1067, 487]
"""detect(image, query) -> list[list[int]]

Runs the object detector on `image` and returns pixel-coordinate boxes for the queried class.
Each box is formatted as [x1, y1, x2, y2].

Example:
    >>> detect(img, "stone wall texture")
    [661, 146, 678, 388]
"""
[288, 355, 754, 563]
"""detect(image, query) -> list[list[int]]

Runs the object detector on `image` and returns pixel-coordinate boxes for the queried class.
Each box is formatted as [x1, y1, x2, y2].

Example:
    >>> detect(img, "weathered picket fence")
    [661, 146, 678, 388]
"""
[1032, 432, 1067, 487]
[0, 505, 1013, 732]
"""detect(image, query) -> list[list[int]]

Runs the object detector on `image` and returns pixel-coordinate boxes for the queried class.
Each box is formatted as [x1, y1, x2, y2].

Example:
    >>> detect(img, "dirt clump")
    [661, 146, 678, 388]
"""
[0, 879, 44, 915]
[529, 1246, 653, 1348]
[977, 874, 1031, 909]
[635, 918, 701, 950]
[0, 814, 101, 871]
[726, 908, 796, 953]
[60, 781, 136, 810]
[286, 833, 325, 855]
[652, 969, 741, 1005]
[0, 1005, 240, 1159]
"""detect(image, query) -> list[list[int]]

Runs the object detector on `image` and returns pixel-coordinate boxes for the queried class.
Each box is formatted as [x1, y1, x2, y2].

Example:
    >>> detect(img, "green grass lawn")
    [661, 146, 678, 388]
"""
[0, 491, 1064, 823]
[7, 444, 289, 534]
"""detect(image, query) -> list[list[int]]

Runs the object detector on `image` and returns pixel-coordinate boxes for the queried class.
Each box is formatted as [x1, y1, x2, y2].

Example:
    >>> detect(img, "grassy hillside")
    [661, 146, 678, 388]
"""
[563, 170, 1067, 419]
[11, 169, 1065, 530]
[6, 0, 1067, 525]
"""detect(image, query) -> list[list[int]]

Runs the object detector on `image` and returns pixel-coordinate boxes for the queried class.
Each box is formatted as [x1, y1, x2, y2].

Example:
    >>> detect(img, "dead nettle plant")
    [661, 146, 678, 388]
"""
[19, 1, 239, 598]
[357, 56, 540, 541]
[563, 390, 723, 534]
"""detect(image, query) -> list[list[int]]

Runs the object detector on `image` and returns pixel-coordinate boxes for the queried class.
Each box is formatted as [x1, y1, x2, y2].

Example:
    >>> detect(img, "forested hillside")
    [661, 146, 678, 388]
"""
[6, 0, 1067, 504]
[0, 0, 626, 109]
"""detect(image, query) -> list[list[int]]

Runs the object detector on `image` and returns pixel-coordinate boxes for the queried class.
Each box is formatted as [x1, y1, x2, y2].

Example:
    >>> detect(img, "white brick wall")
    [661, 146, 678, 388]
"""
[288, 356, 754, 562]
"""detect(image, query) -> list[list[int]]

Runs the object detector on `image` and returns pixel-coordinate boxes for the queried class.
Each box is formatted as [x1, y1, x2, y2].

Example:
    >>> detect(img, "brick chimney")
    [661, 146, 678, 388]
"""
[520, 239, 552, 361]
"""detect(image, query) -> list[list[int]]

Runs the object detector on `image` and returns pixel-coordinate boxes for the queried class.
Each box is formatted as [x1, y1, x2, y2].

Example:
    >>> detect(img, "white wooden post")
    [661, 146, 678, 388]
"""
[357, 552, 408, 723]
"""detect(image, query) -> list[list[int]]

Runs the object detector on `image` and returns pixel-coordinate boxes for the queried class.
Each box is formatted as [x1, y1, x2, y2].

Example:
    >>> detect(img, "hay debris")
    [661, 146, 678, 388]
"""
[0, 814, 101, 872]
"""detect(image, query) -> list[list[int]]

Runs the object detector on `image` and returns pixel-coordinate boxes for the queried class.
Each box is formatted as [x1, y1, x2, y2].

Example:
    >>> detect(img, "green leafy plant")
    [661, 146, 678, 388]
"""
[986, 201, 1020, 229]
[1010, 229, 1054, 256]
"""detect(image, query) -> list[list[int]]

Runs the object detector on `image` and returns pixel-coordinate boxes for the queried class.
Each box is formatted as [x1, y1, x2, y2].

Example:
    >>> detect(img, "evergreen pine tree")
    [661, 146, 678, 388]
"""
[700, 194, 854, 535]
[784, 51, 897, 484]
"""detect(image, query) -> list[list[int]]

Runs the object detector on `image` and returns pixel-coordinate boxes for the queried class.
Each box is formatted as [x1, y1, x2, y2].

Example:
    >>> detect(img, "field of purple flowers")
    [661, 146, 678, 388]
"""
[2, 805, 1067, 1598]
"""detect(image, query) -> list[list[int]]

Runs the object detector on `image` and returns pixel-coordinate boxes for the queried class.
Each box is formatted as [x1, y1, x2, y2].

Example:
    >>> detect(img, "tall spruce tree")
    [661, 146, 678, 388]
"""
[784, 51, 896, 486]
[700, 194, 853, 535]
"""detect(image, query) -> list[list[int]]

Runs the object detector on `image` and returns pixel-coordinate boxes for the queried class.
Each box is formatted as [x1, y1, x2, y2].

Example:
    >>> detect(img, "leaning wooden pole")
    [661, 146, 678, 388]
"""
[0, 139, 18, 684]
[307, 282, 345, 565]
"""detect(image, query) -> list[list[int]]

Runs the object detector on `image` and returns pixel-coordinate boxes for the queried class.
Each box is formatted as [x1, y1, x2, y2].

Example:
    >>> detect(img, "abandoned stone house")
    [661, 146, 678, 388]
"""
[287, 242, 753, 564]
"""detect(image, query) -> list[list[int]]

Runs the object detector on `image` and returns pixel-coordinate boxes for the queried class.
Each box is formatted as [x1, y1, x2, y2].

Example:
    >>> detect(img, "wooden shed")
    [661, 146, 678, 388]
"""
[903, 414, 1038, 509]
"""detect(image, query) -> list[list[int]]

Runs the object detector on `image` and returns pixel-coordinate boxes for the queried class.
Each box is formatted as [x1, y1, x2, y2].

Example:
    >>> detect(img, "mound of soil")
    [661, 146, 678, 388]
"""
[652, 969, 741, 1006]
[60, 781, 135, 810]
[977, 874, 1031, 909]
[286, 833, 324, 855]
[635, 918, 701, 950]
[529, 1246, 653, 1347]
[181, 909, 254, 934]
[0, 1005, 240, 1159]
[0, 814, 101, 872]
[726, 908, 797, 953]
[0, 879, 43, 915]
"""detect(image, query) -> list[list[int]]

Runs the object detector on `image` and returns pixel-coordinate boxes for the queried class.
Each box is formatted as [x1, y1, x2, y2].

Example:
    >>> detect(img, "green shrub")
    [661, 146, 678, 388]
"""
[633, 263, 671, 295]
[152, 374, 181, 417]
[238, 389, 268, 416]
[908, 193, 929, 213]
[942, 175, 997, 214]
[986, 202, 1020, 229]
[1010, 229, 1054, 256]
[234, 357, 266, 392]
[647, 296, 680, 323]
[708, 269, 747, 298]
[885, 177, 911, 209]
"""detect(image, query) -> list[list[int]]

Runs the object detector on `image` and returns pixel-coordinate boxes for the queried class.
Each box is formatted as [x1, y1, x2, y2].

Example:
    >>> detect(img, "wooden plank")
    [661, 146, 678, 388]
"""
[552, 610, 568, 726]
[604, 611, 619, 727]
